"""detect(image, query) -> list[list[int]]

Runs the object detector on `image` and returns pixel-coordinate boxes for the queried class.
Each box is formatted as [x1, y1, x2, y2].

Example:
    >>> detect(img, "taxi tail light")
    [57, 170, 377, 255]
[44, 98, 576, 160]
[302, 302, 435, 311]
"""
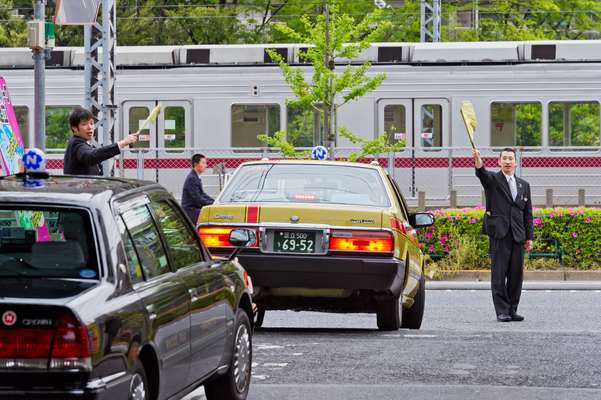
[0, 312, 90, 371]
[329, 230, 394, 254]
[198, 226, 259, 248]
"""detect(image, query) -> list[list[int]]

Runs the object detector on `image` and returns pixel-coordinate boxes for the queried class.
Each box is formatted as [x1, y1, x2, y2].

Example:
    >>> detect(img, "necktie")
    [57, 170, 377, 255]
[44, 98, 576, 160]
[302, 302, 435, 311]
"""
[509, 176, 517, 201]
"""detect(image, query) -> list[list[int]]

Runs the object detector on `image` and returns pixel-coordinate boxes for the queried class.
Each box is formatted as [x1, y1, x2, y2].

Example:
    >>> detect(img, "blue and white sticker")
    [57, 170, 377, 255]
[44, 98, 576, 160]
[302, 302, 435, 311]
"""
[311, 145, 328, 160]
[22, 148, 46, 172]
[79, 269, 97, 279]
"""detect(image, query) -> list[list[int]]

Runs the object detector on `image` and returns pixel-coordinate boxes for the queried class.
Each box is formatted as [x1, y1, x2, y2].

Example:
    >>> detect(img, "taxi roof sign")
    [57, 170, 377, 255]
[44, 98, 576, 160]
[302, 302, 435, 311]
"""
[54, 0, 101, 25]
[311, 146, 328, 161]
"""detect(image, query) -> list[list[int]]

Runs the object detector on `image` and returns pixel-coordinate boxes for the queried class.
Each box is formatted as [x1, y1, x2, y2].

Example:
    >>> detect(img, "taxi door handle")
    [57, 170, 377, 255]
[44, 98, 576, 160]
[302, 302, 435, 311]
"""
[146, 305, 157, 321]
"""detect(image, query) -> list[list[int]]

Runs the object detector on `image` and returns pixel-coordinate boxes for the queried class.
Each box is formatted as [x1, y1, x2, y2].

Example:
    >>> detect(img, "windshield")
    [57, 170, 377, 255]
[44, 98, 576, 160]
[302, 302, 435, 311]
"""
[220, 164, 390, 207]
[0, 207, 98, 279]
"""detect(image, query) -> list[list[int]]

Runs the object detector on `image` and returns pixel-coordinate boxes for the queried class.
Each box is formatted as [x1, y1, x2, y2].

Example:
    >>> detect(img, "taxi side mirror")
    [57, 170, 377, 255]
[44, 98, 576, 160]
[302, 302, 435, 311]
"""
[228, 229, 257, 260]
[229, 229, 257, 247]
[409, 212, 434, 228]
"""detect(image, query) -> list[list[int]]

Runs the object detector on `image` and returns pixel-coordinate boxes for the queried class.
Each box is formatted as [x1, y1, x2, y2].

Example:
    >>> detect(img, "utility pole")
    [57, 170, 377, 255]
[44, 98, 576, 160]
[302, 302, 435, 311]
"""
[323, 3, 335, 159]
[84, 0, 116, 175]
[33, 0, 46, 151]
[420, 0, 441, 42]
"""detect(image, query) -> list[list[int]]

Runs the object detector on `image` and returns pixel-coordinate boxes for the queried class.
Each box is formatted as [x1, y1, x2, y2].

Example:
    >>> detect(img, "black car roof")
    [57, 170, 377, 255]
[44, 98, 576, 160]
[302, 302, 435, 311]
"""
[0, 174, 158, 199]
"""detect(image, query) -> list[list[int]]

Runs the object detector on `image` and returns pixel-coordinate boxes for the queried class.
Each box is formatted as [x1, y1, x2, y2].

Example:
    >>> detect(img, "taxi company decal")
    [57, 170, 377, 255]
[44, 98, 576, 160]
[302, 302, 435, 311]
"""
[2, 310, 17, 326]
[214, 214, 234, 220]
[351, 219, 375, 224]
[246, 205, 260, 223]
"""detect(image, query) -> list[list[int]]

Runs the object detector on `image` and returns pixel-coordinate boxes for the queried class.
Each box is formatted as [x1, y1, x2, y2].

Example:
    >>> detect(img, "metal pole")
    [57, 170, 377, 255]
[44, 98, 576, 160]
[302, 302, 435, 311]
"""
[323, 3, 330, 150]
[33, 0, 46, 151]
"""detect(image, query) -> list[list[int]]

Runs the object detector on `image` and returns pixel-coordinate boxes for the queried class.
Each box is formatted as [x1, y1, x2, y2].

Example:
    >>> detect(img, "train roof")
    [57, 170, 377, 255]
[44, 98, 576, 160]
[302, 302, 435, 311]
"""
[2, 40, 601, 69]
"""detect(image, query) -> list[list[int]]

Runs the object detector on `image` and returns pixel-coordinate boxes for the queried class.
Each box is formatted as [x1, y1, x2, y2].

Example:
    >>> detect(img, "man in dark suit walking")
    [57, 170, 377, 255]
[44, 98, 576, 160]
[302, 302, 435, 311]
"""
[181, 154, 214, 225]
[473, 147, 534, 322]
[64, 107, 137, 175]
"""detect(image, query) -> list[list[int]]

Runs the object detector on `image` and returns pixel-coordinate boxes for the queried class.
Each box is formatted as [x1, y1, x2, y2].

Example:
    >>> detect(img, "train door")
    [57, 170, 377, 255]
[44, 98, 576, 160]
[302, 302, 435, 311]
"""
[412, 98, 450, 201]
[122, 101, 192, 196]
[376, 99, 413, 197]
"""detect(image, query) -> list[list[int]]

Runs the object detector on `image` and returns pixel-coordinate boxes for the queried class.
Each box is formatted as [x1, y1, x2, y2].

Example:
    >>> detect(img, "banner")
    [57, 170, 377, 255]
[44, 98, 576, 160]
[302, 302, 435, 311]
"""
[0, 77, 25, 175]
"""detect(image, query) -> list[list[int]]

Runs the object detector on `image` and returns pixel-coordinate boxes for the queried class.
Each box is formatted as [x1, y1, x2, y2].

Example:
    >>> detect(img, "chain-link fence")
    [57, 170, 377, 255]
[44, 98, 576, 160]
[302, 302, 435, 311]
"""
[41, 146, 601, 207]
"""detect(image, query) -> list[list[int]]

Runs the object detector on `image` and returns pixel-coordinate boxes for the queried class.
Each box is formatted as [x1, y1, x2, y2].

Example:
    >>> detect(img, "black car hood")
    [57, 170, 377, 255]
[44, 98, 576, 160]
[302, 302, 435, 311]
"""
[0, 278, 98, 302]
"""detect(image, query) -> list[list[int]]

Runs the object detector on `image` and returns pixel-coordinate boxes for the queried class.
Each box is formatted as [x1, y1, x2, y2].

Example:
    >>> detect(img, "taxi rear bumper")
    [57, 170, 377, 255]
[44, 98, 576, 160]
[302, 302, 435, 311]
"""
[236, 253, 405, 299]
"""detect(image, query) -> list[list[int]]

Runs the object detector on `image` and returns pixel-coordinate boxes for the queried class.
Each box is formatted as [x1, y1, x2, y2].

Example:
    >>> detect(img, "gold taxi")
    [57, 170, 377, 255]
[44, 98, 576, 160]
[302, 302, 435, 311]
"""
[197, 160, 433, 331]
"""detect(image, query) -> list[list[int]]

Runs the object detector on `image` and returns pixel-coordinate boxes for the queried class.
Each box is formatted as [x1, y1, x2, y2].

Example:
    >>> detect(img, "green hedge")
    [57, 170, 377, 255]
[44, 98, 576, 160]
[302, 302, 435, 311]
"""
[418, 207, 601, 270]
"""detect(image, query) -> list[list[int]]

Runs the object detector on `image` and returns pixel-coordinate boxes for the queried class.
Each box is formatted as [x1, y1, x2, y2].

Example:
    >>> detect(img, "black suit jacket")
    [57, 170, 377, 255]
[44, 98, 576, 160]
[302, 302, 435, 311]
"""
[181, 170, 214, 224]
[63, 136, 120, 176]
[476, 166, 534, 243]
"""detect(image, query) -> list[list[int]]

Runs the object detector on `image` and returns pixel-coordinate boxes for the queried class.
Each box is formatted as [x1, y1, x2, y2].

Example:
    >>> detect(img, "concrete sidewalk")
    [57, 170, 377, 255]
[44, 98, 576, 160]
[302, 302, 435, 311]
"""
[433, 270, 601, 282]
[426, 280, 601, 290]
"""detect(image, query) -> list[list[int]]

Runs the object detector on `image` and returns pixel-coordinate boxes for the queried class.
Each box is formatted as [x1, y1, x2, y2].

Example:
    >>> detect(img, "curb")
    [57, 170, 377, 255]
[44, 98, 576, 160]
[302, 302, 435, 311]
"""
[429, 270, 601, 282]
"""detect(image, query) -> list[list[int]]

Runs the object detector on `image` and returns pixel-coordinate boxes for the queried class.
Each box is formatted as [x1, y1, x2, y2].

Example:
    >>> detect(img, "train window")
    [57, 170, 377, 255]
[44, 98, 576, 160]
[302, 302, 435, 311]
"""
[549, 102, 600, 147]
[129, 107, 150, 150]
[13, 106, 29, 148]
[231, 104, 280, 147]
[46, 106, 75, 149]
[163, 106, 186, 152]
[420, 104, 442, 147]
[491, 102, 542, 147]
[384, 104, 407, 146]
[287, 104, 321, 147]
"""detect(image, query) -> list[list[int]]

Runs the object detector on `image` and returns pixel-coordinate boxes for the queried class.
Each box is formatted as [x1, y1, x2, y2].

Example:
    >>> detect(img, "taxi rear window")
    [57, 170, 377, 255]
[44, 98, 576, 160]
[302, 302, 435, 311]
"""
[0, 207, 99, 280]
[220, 164, 390, 207]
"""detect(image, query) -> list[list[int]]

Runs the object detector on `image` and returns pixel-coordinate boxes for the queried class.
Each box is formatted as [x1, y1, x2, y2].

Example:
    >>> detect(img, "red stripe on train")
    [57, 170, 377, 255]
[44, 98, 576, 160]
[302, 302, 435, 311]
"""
[43, 156, 601, 170]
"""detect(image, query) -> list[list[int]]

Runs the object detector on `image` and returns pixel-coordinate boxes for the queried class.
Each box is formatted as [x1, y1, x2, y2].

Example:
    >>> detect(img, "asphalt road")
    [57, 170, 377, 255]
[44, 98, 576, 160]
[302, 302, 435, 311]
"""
[185, 288, 601, 400]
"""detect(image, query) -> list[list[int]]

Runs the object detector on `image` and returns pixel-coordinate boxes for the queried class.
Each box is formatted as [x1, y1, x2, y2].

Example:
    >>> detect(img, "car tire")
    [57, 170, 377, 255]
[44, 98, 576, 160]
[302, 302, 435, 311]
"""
[401, 275, 425, 329]
[205, 309, 252, 400]
[254, 308, 265, 330]
[129, 362, 149, 400]
[376, 294, 401, 331]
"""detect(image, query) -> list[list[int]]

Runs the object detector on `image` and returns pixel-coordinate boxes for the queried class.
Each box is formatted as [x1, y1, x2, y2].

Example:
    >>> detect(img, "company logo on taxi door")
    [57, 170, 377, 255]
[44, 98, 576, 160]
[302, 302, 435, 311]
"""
[2, 310, 17, 326]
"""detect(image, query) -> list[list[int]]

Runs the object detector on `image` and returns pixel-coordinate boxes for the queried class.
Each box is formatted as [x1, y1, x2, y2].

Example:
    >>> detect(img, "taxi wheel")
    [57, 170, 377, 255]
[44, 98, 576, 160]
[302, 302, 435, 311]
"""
[205, 309, 252, 400]
[129, 362, 149, 400]
[401, 276, 425, 329]
[254, 309, 265, 330]
[376, 294, 401, 331]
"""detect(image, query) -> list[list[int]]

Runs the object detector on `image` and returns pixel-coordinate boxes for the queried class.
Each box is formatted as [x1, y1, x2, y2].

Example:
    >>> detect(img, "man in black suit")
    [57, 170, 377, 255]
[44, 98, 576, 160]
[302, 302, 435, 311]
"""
[64, 107, 137, 175]
[181, 154, 214, 225]
[473, 147, 534, 322]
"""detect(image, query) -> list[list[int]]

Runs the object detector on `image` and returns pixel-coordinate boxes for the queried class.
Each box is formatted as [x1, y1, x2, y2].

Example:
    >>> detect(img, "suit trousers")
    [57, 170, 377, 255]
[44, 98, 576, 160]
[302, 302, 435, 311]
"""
[489, 232, 524, 316]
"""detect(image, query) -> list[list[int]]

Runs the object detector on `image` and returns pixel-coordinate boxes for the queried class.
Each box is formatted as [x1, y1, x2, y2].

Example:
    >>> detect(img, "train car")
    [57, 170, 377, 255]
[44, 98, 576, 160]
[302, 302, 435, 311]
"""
[1, 40, 600, 206]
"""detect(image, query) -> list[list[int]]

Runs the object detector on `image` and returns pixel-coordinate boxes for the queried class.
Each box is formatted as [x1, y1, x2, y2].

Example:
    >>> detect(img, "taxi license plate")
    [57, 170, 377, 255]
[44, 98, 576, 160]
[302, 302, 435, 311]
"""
[273, 231, 316, 253]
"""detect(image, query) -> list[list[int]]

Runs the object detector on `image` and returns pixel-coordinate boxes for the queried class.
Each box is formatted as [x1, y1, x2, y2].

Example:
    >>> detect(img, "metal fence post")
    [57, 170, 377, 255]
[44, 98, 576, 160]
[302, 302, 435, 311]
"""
[387, 151, 394, 176]
[546, 189, 554, 208]
[418, 191, 426, 211]
[136, 150, 144, 180]
[578, 189, 585, 206]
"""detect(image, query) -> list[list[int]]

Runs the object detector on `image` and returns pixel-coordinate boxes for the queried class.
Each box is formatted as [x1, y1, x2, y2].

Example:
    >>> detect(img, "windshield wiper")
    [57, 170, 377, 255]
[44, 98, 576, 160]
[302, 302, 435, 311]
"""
[0, 256, 38, 270]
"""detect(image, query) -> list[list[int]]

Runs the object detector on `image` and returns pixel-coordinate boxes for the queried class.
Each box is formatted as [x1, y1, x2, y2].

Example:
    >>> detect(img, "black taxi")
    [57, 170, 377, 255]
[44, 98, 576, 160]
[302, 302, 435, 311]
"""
[0, 172, 254, 400]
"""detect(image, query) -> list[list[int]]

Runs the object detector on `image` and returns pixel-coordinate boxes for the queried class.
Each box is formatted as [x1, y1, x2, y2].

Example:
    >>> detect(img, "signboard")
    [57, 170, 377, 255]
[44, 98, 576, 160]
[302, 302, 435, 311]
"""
[54, 0, 101, 25]
[460, 100, 477, 148]
[0, 77, 25, 175]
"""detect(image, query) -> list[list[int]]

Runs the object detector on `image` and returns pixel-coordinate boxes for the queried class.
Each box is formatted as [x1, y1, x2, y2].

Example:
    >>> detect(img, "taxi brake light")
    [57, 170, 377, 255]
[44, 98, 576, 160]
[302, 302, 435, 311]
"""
[329, 230, 394, 253]
[198, 226, 259, 248]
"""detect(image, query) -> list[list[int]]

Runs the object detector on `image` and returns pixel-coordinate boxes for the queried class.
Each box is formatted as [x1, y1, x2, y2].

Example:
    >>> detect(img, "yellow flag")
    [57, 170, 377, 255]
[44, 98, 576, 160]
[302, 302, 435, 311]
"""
[460, 100, 477, 149]
[135, 102, 163, 135]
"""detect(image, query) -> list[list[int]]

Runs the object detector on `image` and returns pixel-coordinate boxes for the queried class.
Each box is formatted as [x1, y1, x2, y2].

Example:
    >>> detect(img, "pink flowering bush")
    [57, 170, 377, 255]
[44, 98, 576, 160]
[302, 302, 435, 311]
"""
[418, 207, 601, 270]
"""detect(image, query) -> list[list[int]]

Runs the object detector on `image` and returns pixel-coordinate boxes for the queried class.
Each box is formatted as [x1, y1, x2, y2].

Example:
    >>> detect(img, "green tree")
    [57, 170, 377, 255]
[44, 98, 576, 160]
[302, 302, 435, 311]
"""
[264, 5, 391, 157]
[0, 0, 27, 47]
